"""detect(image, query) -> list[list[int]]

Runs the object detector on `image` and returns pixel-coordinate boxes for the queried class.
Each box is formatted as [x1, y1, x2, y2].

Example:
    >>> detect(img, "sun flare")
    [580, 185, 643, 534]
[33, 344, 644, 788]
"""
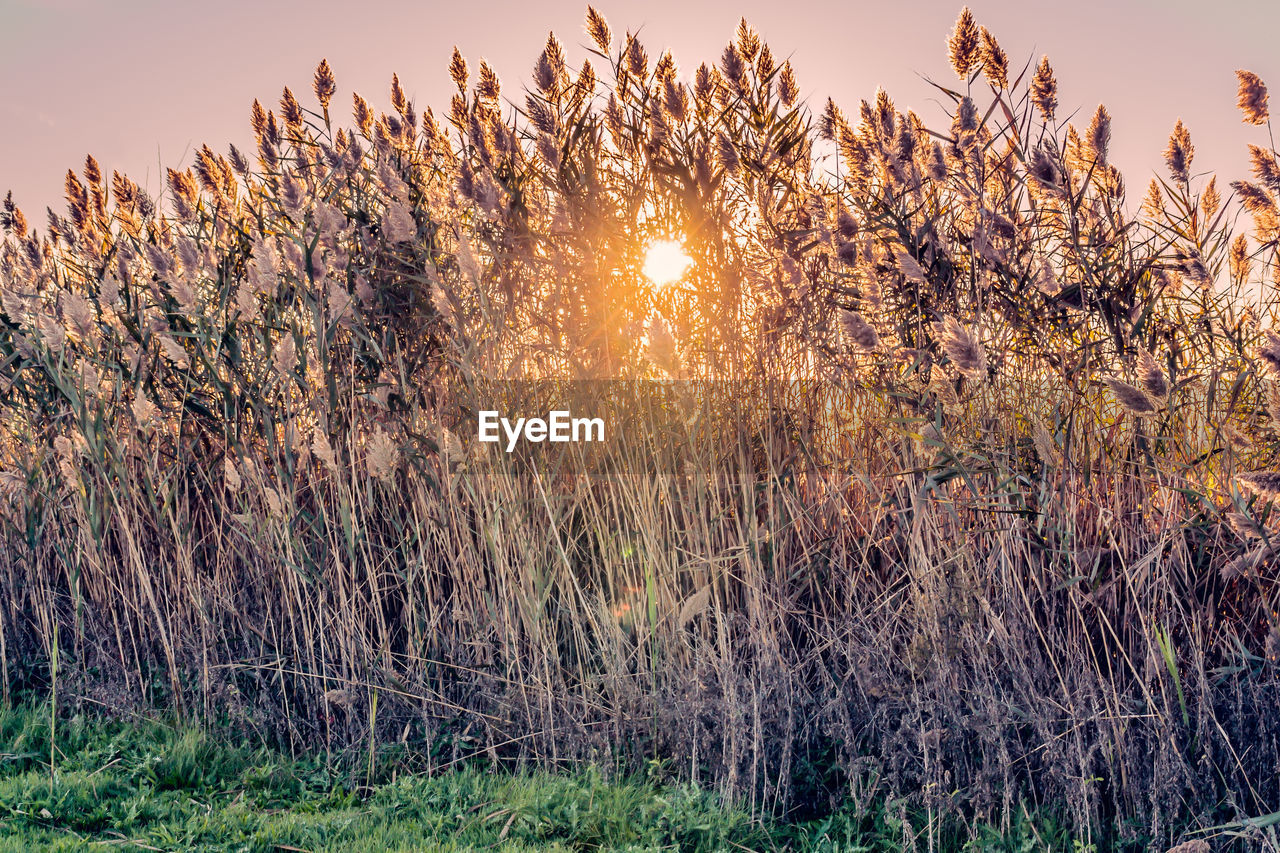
[642, 239, 692, 286]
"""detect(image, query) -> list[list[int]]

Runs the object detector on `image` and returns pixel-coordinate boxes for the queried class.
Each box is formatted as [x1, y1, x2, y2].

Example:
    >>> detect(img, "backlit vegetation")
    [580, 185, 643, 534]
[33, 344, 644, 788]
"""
[1, 6, 1279, 849]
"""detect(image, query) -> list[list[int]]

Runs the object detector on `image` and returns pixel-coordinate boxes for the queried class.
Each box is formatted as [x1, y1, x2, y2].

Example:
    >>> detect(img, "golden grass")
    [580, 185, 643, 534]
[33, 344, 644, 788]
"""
[0, 6, 1279, 847]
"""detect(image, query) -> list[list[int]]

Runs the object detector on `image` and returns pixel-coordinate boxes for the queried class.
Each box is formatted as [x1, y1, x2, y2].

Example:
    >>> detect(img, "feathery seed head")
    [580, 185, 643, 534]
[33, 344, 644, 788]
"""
[735, 18, 760, 60]
[1086, 104, 1111, 166]
[716, 131, 739, 172]
[1258, 329, 1280, 376]
[979, 27, 1008, 89]
[1238, 469, 1280, 500]
[1105, 377, 1156, 414]
[1201, 177, 1220, 219]
[1249, 144, 1280, 192]
[840, 309, 880, 352]
[535, 52, 557, 95]
[313, 59, 335, 110]
[663, 77, 687, 122]
[390, 73, 409, 115]
[819, 98, 842, 142]
[927, 141, 948, 181]
[778, 61, 799, 107]
[835, 202, 858, 240]
[721, 43, 748, 97]
[949, 8, 981, 78]
[250, 99, 267, 138]
[1230, 234, 1252, 283]
[352, 93, 374, 136]
[1028, 146, 1062, 188]
[585, 6, 611, 52]
[1164, 120, 1194, 183]
[1136, 348, 1168, 398]
[937, 316, 987, 380]
[1232, 180, 1279, 239]
[280, 87, 304, 129]
[544, 32, 566, 79]
[365, 428, 399, 484]
[575, 58, 596, 100]
[1031, 56, 1057, 121]
[654, 51, 676, 83]
[624, 32, 647, 76]
[83, 154, 102, 191]
[894, 246, 926, 283]
[955, 96, 978, 134]
[476, 61, 501, 102]
[449, 47, 468, 91]
[1237, 70, 1269, 125]
[756, 44, 774, 83]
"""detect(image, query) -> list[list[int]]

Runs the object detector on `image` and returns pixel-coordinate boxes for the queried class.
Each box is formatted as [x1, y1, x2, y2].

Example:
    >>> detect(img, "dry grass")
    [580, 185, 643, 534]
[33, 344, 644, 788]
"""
[1, 6, 1279, 849]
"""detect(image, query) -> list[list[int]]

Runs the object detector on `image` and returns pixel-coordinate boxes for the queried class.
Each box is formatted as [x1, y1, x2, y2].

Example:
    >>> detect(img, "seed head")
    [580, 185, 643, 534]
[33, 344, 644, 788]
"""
[585, 6, 611, 52]
[937, 316, 987, 380]
[948, 8, 981, 79]
[1258, 329, 1280, 375]
[624, 32, 647, 77]
[735, 18, 760, 61]
[476, 61, 501, 102]
[778, 61, 799, 107]
[324, 688, 358, 709]
[1232, 180, 1278, 227]
[1105, 377, 1156, 414]
[1164, 120, 1193, 183]
[894, 246, 926, 283]
[313, 59, 335, 110]
[447, 48, 468, 92]
[1201, 177, 1220, 220]
[954, 96, 978, 134]
[224, 457, 243, 493]
[250, 99, 267, 138]
[1086, 104, 1111, 166]
[131, 395, 160, 428]
[716, 131, 739, 172]
[1030, 56, 1057, 121]
[1238, 470, 1280, 500]
[840, 310, 880, 352]
[1028, 146, 1062, 188]
[721, 43, 748, 97]
[1237, 70, 1269, 125]
[388, 73, 407, 115]
[1136, 348, 1168, 398]
[1230, 234, 1252, 283]
[312, 430, 339, 475]
[1248, 144, 1280, 193]
[979, 27, 1008, 89]
[756, 44, 774, 83]
[280, 87, 304, 129]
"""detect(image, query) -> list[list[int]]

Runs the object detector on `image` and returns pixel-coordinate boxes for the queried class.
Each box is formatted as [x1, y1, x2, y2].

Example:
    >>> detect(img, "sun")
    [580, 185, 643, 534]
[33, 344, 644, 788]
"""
[642, 239, 692, 286]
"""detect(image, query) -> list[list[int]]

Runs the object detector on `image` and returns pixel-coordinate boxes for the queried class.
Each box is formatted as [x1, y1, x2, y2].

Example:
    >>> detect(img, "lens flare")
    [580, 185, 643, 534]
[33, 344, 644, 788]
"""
[642, 239, 692, 285]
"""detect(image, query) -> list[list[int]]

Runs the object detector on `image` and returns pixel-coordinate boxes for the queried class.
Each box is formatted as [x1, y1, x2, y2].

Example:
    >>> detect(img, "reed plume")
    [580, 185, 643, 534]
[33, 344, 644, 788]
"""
[1237, 70, 1269, 125]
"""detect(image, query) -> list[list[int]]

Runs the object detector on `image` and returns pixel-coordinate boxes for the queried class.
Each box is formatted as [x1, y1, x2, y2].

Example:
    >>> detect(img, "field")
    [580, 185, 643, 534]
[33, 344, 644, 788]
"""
[2, 5, 1280, 849]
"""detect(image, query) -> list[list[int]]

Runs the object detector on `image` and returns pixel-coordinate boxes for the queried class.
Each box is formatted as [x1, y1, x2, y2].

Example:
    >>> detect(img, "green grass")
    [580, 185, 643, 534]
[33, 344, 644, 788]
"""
[0, 701, 1083, 852]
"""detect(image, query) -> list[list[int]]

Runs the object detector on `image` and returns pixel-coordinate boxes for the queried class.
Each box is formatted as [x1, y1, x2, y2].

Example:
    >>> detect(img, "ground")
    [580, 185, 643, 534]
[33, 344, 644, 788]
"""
[0, 702, 1081, 852]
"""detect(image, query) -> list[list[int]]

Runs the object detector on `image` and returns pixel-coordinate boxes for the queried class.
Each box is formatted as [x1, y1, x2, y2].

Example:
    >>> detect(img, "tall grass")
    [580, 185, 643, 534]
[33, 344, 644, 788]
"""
[1, 6, 1279, 848]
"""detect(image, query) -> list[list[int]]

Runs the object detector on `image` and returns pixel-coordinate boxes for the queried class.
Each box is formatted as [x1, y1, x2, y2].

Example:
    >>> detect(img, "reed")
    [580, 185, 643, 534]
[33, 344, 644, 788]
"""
[1, 7, 1278, 848]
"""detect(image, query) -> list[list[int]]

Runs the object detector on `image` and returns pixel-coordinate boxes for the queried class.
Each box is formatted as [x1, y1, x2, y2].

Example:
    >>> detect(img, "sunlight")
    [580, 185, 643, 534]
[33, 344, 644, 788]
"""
[642, 239, 692, 286]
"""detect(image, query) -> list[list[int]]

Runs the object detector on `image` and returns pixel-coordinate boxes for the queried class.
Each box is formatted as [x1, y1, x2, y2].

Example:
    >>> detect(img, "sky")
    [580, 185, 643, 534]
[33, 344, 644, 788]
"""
[2, 0, 1278, 221]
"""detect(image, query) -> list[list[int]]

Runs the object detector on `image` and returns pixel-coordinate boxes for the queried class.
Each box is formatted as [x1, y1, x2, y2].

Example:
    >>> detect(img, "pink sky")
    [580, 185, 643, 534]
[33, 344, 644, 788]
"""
[2, 0, 1277, 219]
